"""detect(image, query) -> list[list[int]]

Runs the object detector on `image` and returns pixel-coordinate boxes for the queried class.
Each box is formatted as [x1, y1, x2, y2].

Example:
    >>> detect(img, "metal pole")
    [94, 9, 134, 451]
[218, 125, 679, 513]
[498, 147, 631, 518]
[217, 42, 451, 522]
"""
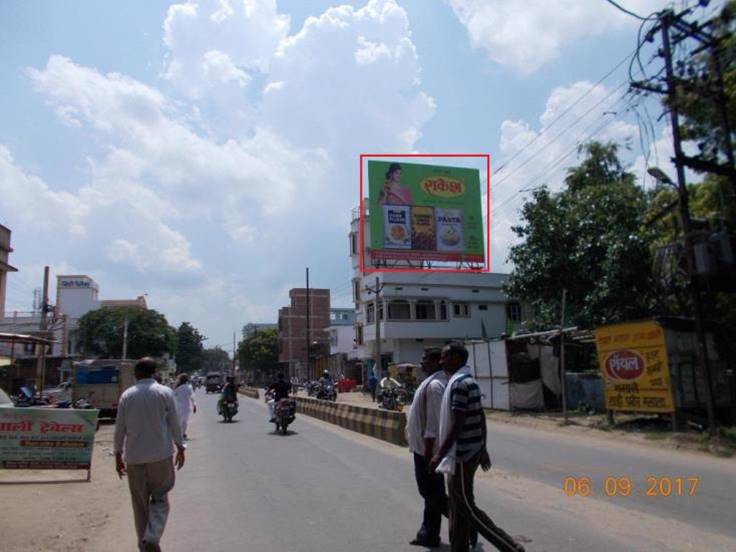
[661, 12, 717, 434]
[560, 288, 568, 423]
[122, 317, 128, 360]
[486, 340, 494, 409]
[36, 266, 49, 392]
[374, 276, 381, 378]
[306, 268, 310, 381]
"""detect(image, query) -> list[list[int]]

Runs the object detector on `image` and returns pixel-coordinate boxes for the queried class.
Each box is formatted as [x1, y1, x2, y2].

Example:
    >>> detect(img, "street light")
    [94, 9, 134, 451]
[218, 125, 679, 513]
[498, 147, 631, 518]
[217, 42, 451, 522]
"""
[647, 167, 677, 188]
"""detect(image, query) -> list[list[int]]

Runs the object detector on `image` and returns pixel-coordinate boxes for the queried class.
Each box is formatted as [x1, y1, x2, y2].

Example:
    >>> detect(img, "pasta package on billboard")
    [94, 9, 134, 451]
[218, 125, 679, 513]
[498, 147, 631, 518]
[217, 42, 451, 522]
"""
[435, 208, 464, 252]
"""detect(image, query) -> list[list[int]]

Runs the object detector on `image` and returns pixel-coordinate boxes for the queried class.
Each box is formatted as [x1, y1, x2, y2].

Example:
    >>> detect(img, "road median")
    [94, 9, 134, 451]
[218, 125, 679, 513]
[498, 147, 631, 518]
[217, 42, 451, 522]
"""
[238, 387, 260, 399]
[295, 396, 407, 446]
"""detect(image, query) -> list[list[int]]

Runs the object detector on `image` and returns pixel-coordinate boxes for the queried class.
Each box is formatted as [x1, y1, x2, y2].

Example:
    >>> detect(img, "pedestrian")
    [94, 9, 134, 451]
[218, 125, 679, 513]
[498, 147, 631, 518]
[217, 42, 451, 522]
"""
[431, 343, 524, 552]
[405, 347, 450, 548]
[114, 357, 186, 552]
[367, 372, 378, 402]
[173, 373, 197, 440]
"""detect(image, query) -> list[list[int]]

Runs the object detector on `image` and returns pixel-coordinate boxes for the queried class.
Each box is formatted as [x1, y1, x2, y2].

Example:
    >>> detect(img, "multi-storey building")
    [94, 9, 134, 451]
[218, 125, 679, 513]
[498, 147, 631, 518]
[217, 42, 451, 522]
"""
[0, 224, 18, 318]
[277, 288, 330, 380]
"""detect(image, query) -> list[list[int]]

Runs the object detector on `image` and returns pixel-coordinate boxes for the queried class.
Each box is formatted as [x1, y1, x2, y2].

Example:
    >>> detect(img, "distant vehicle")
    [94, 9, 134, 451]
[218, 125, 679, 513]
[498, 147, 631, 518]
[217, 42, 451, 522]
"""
[205, 372, 223, 393]
[0, 387, 13, 406]
[72, 359, 136, 417]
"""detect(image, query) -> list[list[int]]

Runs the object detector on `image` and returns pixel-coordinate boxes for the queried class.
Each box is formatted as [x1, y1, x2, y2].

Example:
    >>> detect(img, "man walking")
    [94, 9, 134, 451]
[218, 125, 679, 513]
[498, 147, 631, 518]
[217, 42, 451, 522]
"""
[114, 357, 186, 552]
[431, 343, 524, 552]
[405, 347, 449, 548]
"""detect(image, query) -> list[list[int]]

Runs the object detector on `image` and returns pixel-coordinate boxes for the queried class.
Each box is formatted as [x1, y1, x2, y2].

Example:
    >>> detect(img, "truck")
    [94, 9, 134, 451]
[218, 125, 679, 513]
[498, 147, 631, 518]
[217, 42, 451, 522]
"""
[205, 372, 224, 393]
[72, 359, 136, 417]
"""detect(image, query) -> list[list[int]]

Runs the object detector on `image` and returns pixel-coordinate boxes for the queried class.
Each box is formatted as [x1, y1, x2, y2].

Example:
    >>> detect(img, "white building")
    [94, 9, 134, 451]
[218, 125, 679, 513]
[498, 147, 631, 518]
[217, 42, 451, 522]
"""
[348, 206, 521, 375]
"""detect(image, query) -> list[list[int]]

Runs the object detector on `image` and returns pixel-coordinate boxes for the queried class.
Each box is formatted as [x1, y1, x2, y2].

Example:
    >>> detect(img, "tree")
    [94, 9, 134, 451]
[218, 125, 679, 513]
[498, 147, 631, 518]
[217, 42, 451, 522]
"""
[77, 307, 176, 359]
[175, 322, 205, 373]
[237, 328, 279, 385]
[202, 347, 230, 374]
[505, 141, 660, 329]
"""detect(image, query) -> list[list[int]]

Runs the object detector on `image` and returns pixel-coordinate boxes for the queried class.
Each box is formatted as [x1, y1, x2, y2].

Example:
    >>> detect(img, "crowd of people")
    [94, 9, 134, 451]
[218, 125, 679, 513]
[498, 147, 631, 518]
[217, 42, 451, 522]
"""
[112, 341, 524, 552]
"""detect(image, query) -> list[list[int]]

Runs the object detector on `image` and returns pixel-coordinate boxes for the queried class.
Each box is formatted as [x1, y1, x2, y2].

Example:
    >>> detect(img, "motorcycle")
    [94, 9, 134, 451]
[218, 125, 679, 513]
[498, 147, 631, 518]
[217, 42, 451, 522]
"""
[274, 398, 296, 435]
[305, 380, 320, 397]
[377, 386, 408, 412]
[219, 399, 238, 423]
[317, 380, 337, 402]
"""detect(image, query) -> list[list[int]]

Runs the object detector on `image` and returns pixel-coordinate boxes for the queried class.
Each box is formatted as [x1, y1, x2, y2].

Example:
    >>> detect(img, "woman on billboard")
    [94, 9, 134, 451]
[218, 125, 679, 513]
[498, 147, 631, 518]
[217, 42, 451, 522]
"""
[378, 163, 413, 205]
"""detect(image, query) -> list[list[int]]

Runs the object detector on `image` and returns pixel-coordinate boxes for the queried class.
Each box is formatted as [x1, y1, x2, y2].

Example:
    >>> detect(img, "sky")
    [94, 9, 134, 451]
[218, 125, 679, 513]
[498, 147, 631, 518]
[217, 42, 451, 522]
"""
[0, 0, 721, 349]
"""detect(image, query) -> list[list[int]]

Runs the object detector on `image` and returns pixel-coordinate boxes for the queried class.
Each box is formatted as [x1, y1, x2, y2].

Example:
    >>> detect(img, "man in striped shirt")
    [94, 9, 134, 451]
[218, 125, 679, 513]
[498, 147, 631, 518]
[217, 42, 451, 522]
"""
[431, 342, 524, 552]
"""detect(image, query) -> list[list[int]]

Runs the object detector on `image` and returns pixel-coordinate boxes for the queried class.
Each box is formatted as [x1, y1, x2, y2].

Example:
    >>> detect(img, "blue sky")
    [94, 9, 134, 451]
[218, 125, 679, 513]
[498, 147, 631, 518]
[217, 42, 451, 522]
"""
[0, 0, 717, 348]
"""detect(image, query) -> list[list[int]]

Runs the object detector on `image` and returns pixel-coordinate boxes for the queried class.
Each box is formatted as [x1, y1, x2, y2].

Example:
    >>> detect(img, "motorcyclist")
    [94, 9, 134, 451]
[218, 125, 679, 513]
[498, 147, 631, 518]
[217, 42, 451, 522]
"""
[267, 373, 292, 422]
[218, 376, 239, 415]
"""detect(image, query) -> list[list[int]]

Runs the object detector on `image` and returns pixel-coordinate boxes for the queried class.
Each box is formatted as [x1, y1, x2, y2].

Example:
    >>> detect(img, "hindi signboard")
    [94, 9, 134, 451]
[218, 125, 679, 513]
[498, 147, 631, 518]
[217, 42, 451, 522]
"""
[594, 320, 674, 413]
[367, 160, 484, 264]
[0, 407, 99, 475]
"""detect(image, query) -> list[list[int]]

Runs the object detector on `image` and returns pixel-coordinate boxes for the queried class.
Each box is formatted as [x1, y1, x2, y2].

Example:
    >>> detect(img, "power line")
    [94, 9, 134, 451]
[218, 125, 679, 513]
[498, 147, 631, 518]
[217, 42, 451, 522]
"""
[603, 0, 650, 20]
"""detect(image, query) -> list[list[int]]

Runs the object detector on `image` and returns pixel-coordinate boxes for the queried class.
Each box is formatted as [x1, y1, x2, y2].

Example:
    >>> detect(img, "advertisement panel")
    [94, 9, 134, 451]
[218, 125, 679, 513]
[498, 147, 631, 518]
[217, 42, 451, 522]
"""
[0, 407, 99, 470]
[594, 321, 674, 413]
[368, 160, 484, 263]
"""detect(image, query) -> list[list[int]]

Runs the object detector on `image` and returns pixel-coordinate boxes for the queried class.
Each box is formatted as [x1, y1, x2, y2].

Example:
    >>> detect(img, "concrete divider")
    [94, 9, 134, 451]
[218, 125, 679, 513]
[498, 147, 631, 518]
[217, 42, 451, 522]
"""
[238, 387, 260, 400]
[295, 396, 406, 446]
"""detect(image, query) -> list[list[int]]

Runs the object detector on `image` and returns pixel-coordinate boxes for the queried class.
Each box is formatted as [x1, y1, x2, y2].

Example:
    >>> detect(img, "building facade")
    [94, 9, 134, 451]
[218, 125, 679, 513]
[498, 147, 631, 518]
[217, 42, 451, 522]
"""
[278, 288, 331, 380]
[348, 206, 520, 375]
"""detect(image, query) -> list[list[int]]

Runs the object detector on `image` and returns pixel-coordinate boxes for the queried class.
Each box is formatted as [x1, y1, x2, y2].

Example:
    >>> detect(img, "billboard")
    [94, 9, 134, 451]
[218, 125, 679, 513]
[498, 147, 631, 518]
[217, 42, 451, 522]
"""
[0, 407, 99, 471]
[594, 320, 674, 413]
[367, 160, 485, 264]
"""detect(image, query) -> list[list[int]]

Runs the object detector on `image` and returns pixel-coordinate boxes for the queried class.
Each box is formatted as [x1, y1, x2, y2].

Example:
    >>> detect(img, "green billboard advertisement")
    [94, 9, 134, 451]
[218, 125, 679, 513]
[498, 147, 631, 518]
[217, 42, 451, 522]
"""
[367, 160, 484, 264]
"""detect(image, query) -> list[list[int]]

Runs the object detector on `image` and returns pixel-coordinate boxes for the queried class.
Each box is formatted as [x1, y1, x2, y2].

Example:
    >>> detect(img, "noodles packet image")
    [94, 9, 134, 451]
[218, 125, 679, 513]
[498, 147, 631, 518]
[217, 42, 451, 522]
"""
[435, 208, 464, 252]
[411, 206, 436, 251]
[383, 205, 412, 249]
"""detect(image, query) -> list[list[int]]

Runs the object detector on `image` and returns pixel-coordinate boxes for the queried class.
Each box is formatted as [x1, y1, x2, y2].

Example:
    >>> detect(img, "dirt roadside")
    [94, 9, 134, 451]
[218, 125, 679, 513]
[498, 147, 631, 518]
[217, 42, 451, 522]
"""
[0, 423, 130, 552]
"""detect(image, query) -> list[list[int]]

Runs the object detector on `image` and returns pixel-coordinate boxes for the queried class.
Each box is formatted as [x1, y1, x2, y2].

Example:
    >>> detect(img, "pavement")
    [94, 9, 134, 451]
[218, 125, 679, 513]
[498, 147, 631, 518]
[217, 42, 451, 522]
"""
[84, 390, 736, 552]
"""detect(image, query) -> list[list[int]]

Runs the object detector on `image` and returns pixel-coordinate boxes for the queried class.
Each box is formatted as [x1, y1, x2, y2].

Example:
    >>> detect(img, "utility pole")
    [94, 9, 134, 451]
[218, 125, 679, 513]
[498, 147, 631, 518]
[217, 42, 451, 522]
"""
[364, 276, 385, 378]
[560, 288, 568, 424]
[305, 267, 310, 381]
[35, 266, 49, 392]
[659, 11, 718, 434]
[122, 317, 129, 360]
[232, 331, 236, 378]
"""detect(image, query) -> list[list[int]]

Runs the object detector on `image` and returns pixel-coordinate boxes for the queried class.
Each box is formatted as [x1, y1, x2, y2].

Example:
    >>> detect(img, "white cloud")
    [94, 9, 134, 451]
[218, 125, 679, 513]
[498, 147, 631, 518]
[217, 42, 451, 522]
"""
[446, 0, 667, 73]
[162, 0, 289, 98]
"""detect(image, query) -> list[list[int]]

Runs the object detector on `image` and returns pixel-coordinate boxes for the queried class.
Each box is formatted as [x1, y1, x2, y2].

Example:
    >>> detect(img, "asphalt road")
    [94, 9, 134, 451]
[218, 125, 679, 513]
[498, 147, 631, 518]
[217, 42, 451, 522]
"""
[98, 391, 736, 552]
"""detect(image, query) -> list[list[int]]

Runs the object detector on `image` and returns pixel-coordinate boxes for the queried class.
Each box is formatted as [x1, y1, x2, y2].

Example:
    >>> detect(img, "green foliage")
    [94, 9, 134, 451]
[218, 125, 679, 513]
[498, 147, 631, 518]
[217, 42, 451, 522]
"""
[238, 328, 279, 377]
[202, 347, 230, 374]
[175, 322, 205, 373]
[77, 307, 175, 359]
[505, 142, 660, 329]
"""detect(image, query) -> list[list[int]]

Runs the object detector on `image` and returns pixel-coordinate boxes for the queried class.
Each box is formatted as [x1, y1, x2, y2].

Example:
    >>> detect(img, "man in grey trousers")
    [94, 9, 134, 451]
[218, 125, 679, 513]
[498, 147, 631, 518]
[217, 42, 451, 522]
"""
[114, 357, 186, 552]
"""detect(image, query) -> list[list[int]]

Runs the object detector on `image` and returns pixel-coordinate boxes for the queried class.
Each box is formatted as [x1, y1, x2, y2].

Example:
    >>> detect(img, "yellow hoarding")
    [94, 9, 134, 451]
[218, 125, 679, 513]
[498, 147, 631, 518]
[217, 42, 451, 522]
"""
[594, 320, 674, 413]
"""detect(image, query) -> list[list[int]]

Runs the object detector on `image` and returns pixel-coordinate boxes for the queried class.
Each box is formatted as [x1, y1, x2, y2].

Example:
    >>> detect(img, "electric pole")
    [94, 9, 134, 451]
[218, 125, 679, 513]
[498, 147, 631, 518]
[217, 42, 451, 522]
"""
[35, 266, 49, 392]
[364, 276, 385, 378]
[560, 288, 568, 424]
[305, 267, 310, 381]
[122, 317, 129, 359]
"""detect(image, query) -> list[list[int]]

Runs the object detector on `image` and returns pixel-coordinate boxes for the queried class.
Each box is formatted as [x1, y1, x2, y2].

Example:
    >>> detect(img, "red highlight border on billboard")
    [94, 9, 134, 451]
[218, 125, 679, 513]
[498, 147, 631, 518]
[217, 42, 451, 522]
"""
[359, 153, 491, 274]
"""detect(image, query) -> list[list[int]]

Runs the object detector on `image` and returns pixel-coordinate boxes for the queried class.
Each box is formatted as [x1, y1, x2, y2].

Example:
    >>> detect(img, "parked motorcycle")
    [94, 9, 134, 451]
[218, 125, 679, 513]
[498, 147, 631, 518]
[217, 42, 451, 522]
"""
[274, 398, 296, 435]
[305, 380, 320, 397]
[12, 386, 49, 407]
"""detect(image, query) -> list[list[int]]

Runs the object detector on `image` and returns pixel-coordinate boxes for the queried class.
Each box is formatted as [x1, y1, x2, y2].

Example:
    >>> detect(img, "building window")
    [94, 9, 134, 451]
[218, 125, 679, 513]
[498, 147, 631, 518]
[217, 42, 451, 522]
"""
[355, 325, 363, 345]
[388, 299, 411, 320]
[453, 303, 470, 318]
[378, 301, 384, 321]
[353, 280, 361, 303]
[507, 302, 522, 322]
[349, 232, 358, 255]
[366, 302, 375, 323]
[478, 304, 488, 311]
[439, 300, 448, 320]
[415, 300, 436, 320]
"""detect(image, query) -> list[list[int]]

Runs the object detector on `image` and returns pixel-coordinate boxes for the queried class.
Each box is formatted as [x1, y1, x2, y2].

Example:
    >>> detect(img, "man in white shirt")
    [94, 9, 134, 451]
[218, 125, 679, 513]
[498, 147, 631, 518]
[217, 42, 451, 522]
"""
[114, 358, 186, 552]
[406, 348, 449, 548]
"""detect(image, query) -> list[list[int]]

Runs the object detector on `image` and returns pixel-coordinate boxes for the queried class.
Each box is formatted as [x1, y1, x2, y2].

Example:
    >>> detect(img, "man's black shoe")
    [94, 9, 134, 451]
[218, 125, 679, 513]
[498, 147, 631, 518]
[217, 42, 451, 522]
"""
[409, 537, 441, 548]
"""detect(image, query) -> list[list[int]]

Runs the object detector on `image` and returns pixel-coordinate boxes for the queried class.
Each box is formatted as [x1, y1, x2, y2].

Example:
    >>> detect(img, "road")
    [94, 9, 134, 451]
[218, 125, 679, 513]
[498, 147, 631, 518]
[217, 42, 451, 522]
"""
[92, 391, 736, 551]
